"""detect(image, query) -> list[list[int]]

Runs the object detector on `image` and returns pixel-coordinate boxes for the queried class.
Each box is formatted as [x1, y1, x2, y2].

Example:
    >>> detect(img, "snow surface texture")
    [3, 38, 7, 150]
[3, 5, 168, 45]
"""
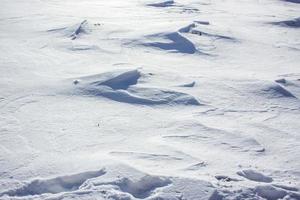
[0, 0, 300, 199]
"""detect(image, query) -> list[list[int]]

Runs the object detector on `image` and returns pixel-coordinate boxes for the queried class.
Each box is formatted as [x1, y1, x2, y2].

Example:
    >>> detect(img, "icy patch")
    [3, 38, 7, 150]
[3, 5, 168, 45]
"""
[0, 169, 105, 197]
[237, 169, 273, 183]
[72, 69, 200, 105]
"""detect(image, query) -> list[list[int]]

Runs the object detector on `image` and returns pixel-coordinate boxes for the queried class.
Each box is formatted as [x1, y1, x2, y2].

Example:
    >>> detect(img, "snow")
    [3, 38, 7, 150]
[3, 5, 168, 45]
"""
[0, 0, 300, 199]
[71, 69, 200, 105]
[237, 170, 273, 183]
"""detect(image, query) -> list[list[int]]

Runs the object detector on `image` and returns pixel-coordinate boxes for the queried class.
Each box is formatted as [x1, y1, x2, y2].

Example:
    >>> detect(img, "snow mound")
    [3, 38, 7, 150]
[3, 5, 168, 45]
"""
[0, 169, 105, 197]
[142, 32, 197, 54]
[73, 69, 200, 105]
[272, 17, 300, 28]
[147, 0, 175, 7]
[237, 169, 273, 183]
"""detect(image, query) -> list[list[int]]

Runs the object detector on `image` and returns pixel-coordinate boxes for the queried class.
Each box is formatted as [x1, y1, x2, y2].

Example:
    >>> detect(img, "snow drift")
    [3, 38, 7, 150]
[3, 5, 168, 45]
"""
[72, 69, 200, 105]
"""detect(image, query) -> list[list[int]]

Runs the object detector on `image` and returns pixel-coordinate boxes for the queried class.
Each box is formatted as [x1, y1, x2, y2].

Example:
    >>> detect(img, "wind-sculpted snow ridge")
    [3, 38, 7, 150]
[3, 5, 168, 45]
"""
[237, 169, 273, 183]
[272, 17, 300, 28]
[146, 0, 199, 14]
[240, 81, 297, 99]
[72, 69, 201, 105]
[141, 32, 197, 54]
[179, 22, 235, 41]
[275, 77, 300, 99]
[283, 0, 300, 3]
[48, 20, 90, 40]
[131, 21, 235, 55]
[147, 0, 175, 7]
[178, 81, 196, 87]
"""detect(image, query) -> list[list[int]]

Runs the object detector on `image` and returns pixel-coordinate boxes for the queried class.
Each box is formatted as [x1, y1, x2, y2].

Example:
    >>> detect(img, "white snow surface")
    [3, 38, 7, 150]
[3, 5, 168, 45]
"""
[0, 0, 300, 199]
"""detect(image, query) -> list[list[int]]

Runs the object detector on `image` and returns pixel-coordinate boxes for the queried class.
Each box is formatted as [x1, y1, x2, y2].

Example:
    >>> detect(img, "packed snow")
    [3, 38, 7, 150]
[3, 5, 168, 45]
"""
[0, 0, 300, 199]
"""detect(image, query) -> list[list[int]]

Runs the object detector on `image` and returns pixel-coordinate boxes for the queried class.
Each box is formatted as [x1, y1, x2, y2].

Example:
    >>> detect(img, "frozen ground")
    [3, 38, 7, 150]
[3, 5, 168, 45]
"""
[0, 0, 300, 199]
